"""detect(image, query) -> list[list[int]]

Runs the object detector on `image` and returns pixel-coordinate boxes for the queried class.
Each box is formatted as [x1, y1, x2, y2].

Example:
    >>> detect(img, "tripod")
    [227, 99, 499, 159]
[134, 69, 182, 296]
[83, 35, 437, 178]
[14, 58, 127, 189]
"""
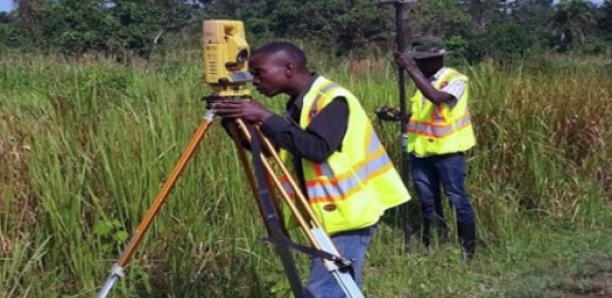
[97, 102, 364, 298]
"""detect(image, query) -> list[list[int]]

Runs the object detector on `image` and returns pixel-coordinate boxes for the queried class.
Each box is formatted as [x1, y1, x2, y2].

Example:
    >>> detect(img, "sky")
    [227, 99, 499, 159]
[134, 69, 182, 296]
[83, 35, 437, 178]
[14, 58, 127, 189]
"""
[0, 0, 13, 13]
[0, 0, 606, 12]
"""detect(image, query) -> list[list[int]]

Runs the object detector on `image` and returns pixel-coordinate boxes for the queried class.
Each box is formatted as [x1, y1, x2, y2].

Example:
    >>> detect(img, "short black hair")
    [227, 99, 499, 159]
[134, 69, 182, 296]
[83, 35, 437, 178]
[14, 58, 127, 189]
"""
[251, 41, 307, 70]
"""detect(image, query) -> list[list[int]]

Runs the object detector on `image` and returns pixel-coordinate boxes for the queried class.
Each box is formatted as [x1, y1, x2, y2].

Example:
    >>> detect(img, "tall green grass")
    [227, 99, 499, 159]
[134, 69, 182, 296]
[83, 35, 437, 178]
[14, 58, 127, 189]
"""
[0, 51, 610, 297]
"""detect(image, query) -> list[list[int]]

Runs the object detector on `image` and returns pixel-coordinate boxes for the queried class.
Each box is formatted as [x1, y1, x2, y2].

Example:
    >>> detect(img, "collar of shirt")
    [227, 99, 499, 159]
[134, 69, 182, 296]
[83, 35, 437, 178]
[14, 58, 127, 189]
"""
[420, 67, 448, 108]
[286, 73, 319, 121]
[427, 67, 448, 84]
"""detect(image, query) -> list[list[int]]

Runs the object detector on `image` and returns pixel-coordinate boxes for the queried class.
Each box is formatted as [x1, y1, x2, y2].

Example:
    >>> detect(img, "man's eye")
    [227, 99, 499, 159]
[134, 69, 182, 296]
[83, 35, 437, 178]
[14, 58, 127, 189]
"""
[249, 69, 261, 76]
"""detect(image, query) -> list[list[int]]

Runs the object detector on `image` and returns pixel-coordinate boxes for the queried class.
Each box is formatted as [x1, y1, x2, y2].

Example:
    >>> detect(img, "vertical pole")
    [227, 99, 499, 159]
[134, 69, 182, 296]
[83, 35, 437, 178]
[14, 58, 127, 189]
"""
[390, 1, 415, 249]
[394, 2, 409, 184]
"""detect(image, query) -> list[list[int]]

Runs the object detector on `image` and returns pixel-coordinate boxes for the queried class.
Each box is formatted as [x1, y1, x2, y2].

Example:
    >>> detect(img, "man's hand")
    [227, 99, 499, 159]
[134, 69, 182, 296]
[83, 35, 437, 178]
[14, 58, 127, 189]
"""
[394, 51, 417, 71]
[212, 100, 273, 123]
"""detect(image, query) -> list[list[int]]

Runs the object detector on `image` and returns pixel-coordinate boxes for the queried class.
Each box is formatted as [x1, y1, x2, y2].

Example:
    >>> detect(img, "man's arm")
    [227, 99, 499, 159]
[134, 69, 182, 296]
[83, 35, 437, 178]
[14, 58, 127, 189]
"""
[213, 97, 348, 162]
[393, 52, 457, 105]
[261, 97, 348, 163]
[214, 100, 275, 154]
[439, 80, 466, 108]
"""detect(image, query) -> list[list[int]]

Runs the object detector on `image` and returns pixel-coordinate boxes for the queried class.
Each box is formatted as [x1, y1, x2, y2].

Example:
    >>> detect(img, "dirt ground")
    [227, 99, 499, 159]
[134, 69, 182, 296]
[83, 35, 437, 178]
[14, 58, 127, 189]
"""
[561, 272, 612, 298]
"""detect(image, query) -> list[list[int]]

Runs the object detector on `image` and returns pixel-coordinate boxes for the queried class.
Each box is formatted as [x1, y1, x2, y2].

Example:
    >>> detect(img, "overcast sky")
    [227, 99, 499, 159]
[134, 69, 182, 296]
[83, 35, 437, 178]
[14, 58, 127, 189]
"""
[0, 0, 13, 12]
[0, 0, 607, 12]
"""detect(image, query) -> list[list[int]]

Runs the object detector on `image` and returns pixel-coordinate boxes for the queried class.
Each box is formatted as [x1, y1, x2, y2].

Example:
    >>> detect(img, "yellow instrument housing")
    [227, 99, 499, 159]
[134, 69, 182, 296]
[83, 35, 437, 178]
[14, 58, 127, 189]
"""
[202, 20, 252, 98]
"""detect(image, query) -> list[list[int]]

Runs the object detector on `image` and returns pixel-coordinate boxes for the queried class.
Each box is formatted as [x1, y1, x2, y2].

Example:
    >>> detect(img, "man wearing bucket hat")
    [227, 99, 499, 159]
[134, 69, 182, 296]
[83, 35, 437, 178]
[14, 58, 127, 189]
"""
[393, 36, 477, 260]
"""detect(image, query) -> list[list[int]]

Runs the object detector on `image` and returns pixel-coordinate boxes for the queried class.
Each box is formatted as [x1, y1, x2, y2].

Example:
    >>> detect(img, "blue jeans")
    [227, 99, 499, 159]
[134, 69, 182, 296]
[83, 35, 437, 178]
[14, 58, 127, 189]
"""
[304, 225, 376, 298]
[410, 153, 475, 233]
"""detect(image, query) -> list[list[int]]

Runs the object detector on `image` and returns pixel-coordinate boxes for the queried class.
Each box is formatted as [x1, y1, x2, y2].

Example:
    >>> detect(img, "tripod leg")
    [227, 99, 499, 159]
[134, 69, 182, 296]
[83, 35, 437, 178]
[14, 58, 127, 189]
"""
[226, 124, 267, 229]
[232, 120, 305, 297]
[247, 123, 365, 298]
[252, 127, 323, 228]
[226, 122, 289, 236]
[234, 120, 364, 298]
[97, 115, 215, 298]
[233, 120, 317, 244]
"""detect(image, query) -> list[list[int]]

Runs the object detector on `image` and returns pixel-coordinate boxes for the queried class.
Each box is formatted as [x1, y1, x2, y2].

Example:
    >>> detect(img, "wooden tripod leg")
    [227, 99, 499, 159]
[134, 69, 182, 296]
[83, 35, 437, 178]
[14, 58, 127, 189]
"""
[231, 120, 305, 298]
[233, 120, 320, 248]
[117, 118, 213, 267]
[248, 126, 365, 298]
[98, 116, 214, 298]
[226, 121, 284, 236]
[253, 126, 323, 228]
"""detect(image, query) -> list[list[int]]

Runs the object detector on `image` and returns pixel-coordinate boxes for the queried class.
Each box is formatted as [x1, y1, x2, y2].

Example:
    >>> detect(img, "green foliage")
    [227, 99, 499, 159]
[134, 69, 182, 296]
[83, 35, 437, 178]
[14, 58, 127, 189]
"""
[511, 0, 554, 35]
[463, 22, 541, 62]
[570, 35, 612, 55]
[38, 0, 115, 55]
[94, 219, 129, 254]
[9, 0, 201, 59]
[406, 0, 471, 38]
[0, 12, 11, 24]
[458, 0, 503, 31]
[332, 1, 394, 56]
[5, 0, 612, 60]
[15, 0, 45, 30]
[0, 10, 37, 49]
[599, 0, 612, 41]
[108, 0, 160, 58]
[551, 0, 599, 52]
[0, 24, 16, 50]
[209, 0, 393, 56]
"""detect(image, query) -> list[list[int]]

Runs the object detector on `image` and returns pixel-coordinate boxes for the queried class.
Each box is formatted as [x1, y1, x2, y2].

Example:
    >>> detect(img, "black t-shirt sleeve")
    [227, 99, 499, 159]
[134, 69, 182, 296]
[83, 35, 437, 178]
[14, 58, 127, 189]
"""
[260, 97, 348, 163]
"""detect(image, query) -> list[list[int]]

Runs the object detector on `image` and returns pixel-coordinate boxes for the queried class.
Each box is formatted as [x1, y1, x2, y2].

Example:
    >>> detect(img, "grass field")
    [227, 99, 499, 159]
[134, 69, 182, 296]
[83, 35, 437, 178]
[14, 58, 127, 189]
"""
[0, 51, 610, 297]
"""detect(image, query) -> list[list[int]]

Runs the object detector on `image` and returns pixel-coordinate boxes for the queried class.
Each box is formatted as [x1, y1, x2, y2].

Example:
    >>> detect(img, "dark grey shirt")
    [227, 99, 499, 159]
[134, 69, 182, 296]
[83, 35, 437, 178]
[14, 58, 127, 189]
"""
[261, 98, 348, 162]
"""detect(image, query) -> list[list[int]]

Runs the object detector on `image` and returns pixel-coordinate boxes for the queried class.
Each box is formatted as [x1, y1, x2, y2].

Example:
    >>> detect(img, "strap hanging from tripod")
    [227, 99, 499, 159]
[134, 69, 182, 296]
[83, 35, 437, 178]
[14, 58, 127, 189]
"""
[247, 124, 354, 270]
[262, 235, 354, 271]
[247, 123, 305, 297]
[245, 122, 364, 298]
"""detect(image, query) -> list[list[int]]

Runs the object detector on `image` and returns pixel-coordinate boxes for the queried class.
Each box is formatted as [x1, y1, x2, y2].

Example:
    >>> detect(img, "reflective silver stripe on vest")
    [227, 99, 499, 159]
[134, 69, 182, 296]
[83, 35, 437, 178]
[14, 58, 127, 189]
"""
[308, 82, 341, 120]
[306, 152, 391, 201]
[281, 178, 296, 197]
[367, 131, 382, 155]
[408, 114, 471, 138]
[313, 131, 383, 195]
[319, 162, 334, 178]
[432, 106, 444, 122]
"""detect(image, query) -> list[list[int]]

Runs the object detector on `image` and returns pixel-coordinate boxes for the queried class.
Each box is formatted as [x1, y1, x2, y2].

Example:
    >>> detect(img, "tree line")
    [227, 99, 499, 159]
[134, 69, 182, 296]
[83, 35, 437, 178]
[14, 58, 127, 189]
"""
[0, 0, 610, 61]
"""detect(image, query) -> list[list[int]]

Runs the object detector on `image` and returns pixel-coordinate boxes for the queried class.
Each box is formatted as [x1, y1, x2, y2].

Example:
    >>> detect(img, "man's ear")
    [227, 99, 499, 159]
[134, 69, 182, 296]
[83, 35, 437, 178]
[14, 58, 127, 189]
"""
[284, 63, 295, 77]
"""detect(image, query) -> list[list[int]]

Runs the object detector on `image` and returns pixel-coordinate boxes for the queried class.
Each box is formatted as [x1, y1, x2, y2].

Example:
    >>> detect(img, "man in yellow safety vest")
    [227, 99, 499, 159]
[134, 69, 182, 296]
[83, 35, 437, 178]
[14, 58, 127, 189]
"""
[214, 41, 411, 297]
[394, 36, 477, 260]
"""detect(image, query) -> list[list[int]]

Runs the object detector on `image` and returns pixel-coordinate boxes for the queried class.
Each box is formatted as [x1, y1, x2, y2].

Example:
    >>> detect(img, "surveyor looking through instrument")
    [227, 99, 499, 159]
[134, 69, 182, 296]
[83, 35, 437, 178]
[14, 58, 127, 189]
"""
[98, 20, 393, 298]
[212, 41, 412, 297]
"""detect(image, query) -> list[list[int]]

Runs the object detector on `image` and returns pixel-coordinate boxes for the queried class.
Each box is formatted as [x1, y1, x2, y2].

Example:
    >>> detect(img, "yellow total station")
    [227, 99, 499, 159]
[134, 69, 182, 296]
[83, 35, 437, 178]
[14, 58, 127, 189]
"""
[202, 20, 252, 99]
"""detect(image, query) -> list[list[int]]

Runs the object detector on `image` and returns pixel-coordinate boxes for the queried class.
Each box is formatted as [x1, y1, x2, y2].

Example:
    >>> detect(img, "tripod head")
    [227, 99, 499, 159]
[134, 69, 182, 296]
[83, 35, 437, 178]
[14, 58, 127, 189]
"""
[202, 20, 252, 102]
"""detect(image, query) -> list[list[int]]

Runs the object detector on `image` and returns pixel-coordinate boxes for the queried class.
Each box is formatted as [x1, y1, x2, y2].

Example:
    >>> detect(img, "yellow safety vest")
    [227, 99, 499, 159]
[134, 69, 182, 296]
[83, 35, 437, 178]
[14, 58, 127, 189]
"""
[407, 68, 476, 156]
[279, 77, 410, 234]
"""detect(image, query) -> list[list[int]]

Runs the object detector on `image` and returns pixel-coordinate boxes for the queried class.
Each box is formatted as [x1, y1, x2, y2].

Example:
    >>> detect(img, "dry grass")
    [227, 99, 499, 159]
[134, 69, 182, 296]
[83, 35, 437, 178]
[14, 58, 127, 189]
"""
[0, 116, 37, 257]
